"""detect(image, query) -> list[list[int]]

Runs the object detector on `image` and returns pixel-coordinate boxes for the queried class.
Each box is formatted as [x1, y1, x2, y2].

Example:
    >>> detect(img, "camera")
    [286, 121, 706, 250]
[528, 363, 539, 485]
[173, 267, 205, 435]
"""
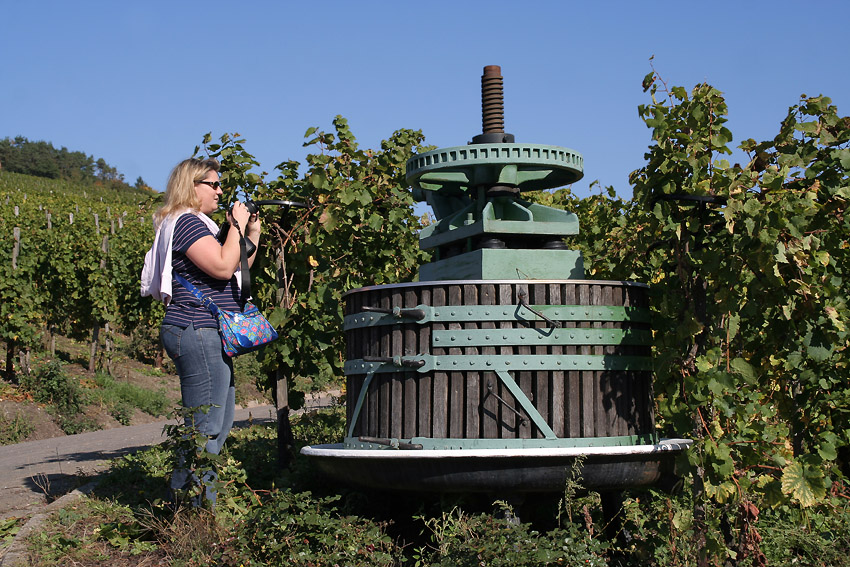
[217, 199, 307, 256]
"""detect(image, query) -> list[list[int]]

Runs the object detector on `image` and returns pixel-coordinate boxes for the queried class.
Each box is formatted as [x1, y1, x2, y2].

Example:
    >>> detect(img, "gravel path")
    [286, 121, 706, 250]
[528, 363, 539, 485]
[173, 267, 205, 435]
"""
[0, 388, 343, 518]
[0, 403, 279, 519]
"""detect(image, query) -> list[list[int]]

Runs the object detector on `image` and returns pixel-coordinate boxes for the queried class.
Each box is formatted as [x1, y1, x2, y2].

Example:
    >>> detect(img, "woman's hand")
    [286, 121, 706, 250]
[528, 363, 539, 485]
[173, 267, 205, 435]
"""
[246, 211, 261, 236]
[228, 202, 251, 233]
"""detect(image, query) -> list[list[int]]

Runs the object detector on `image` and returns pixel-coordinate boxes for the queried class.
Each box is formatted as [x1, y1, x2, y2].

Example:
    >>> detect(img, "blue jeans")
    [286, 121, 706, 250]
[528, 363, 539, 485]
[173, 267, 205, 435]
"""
[161, 323, 235, 507]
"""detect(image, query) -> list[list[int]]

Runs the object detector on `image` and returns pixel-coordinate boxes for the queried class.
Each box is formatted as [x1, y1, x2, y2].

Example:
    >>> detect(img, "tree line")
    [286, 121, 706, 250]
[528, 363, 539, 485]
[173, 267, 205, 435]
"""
[0, 135, 153, 193]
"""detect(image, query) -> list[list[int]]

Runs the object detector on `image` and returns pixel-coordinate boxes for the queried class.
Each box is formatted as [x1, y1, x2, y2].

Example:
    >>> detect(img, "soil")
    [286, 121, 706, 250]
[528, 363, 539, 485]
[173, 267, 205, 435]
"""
[0, 333, 271, 444]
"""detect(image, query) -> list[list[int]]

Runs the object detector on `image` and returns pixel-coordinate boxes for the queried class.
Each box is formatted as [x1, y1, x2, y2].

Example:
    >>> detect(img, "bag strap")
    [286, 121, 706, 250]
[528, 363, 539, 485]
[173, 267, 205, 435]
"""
[174, 273, 221, 317]
[227, 219, 252, 305]
[176, 219, 253, 311]
[237, 228, 251, 304]
[214, 219, 253, 305]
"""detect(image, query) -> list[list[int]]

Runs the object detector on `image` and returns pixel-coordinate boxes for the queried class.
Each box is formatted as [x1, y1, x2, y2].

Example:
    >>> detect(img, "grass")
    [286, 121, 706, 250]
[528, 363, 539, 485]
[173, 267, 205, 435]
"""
[19, 406, 850, 567]
[90, 372, 170, 425]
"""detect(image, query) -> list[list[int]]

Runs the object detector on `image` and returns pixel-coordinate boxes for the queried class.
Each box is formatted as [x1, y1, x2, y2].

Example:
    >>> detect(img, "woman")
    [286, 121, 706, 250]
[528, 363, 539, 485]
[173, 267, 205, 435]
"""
[141, 157, 260, 507]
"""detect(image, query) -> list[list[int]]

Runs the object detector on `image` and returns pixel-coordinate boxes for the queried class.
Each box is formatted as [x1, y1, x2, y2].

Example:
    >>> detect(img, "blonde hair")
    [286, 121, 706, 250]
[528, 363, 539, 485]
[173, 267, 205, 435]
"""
[154, 157, 220, 224]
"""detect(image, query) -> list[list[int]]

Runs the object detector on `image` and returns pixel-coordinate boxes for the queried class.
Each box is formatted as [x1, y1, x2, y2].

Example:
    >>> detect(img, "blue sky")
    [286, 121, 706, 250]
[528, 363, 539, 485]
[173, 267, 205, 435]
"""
[3, 1, 849, 203]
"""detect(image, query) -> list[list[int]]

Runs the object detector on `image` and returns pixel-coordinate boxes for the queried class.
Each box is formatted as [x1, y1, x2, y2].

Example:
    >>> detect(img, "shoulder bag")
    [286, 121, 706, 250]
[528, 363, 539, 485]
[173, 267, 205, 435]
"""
[174, 226, 278, 357]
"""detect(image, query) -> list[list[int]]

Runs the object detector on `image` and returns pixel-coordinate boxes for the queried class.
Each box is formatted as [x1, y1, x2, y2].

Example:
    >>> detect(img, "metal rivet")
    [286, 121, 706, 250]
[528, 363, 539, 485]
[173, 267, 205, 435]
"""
[485, 335, 491, 340]
[452, 361, 457, 366]
[557, 361, 562, 366]
[570, 333, 575, 339]
[503, 335, 508, 340]
[469, 361, 474, 366]
[451, 311, 456, 316]
[468, 310, 473, 316]
[435, 337, 440, 342]
[505, 361, 511, 366]
[369, 316, 374, 321]
[485, 311, 490, 316]
[523, 360, 528, 365]
[486, 360, 492, 366]
[520, 335, 525, 340]
[451, 336, 456, 341]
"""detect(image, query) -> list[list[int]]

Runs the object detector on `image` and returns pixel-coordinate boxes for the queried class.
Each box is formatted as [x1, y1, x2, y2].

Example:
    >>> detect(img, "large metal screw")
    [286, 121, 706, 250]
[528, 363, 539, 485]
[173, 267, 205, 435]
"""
[472, 65, 514, 144]
[481, 65, 505, 134]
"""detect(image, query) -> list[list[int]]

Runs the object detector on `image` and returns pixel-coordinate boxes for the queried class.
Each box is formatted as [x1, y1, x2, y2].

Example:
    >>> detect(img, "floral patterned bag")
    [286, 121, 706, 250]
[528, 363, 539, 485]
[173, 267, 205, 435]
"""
[215, 301, 279, 357]
[174, 273, 278, 357]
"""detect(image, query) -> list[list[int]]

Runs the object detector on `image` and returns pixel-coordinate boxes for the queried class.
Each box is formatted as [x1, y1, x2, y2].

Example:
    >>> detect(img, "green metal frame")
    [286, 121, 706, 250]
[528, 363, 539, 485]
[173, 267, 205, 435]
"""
[347, 368, 377, 439]
[418, 249, 584, 281]
[419, 198, 580, 249]
[431, 328, 652, 347]
[494, 370, 556, 438]
[343, 304, 651, 330]
[406, 143, 584, 194]
[343, 433, 659, 451]
[344, 354, 652, 375]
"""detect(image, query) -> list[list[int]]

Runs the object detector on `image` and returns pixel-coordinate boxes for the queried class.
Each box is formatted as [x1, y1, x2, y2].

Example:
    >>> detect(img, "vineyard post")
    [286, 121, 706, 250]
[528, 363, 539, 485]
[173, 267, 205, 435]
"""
[44, 213, 55, 354]
[88, 234, 111, 373]
[5, 227, 22, 381]
[11, 227, 20, 271]
[273, 251, 294, 467]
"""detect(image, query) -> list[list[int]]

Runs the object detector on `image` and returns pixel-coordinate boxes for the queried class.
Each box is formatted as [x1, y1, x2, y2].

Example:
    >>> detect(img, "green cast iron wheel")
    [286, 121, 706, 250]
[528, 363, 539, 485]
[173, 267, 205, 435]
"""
[406, 143, 584, 194]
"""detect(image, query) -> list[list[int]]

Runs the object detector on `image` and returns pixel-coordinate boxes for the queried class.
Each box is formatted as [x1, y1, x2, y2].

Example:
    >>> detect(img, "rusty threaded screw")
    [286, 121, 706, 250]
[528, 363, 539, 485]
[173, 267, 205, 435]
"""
[481, 65, 505, 134]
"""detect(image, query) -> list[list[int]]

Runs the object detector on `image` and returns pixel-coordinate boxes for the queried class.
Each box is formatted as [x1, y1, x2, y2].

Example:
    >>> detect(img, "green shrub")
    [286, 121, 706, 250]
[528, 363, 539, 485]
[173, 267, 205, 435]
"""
[415, 504, 607, 567]
[0, 411, 33, 445]
[125, 325, 163, 366]
[21, 359, 85, 410]
[292, 405, 345, 446]
[20, 360, 99, 435]
[238, 490, 400, 566]
[760, 501, 850, 567]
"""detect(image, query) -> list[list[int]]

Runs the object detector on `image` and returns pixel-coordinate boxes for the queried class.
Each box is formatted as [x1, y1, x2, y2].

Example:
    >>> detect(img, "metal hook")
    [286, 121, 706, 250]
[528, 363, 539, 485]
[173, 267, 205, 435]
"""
[517, 289, 561, 329]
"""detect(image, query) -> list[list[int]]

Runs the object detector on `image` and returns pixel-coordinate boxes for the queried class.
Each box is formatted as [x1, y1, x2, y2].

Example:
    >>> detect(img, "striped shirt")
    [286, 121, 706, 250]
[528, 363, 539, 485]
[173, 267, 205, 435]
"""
[162, 213, 242, 329]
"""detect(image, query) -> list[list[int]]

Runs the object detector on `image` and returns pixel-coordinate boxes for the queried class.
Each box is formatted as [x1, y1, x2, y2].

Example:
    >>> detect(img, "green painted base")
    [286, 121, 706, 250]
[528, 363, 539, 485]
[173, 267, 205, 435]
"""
[419, 249, 584, 281]
[344, 434, 659, 451]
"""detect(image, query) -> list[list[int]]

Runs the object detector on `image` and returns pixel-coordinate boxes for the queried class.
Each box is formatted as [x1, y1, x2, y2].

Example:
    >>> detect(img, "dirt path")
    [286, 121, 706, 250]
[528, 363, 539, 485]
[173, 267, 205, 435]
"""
[0, 404, 275, 519]
[0, 392, 338, 520]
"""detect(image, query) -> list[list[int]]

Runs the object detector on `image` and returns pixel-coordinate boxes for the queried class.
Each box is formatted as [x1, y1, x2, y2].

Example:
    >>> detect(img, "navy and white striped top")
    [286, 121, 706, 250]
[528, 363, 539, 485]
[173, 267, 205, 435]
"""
[162, 213, 242, 329]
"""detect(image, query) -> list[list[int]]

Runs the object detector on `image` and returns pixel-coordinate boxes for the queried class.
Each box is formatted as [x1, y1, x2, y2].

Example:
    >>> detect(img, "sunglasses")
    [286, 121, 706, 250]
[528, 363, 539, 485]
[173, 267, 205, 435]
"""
[196, 180, 222, 189]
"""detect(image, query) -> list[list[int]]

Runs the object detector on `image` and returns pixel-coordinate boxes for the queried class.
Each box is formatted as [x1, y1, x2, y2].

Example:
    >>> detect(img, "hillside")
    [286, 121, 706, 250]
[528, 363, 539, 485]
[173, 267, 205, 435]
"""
[0, 170, 268, 444]
[0, 331, 268, 445]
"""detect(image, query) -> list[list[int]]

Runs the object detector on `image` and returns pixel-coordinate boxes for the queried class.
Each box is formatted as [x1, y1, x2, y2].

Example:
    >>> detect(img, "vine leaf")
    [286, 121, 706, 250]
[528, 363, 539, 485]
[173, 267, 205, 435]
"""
[781, 461, 826, 507]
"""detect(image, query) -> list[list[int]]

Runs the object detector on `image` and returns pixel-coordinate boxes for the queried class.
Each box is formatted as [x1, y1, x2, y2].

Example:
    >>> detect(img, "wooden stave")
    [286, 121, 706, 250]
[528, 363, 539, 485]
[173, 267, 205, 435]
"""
[344, 281, 654, 441]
